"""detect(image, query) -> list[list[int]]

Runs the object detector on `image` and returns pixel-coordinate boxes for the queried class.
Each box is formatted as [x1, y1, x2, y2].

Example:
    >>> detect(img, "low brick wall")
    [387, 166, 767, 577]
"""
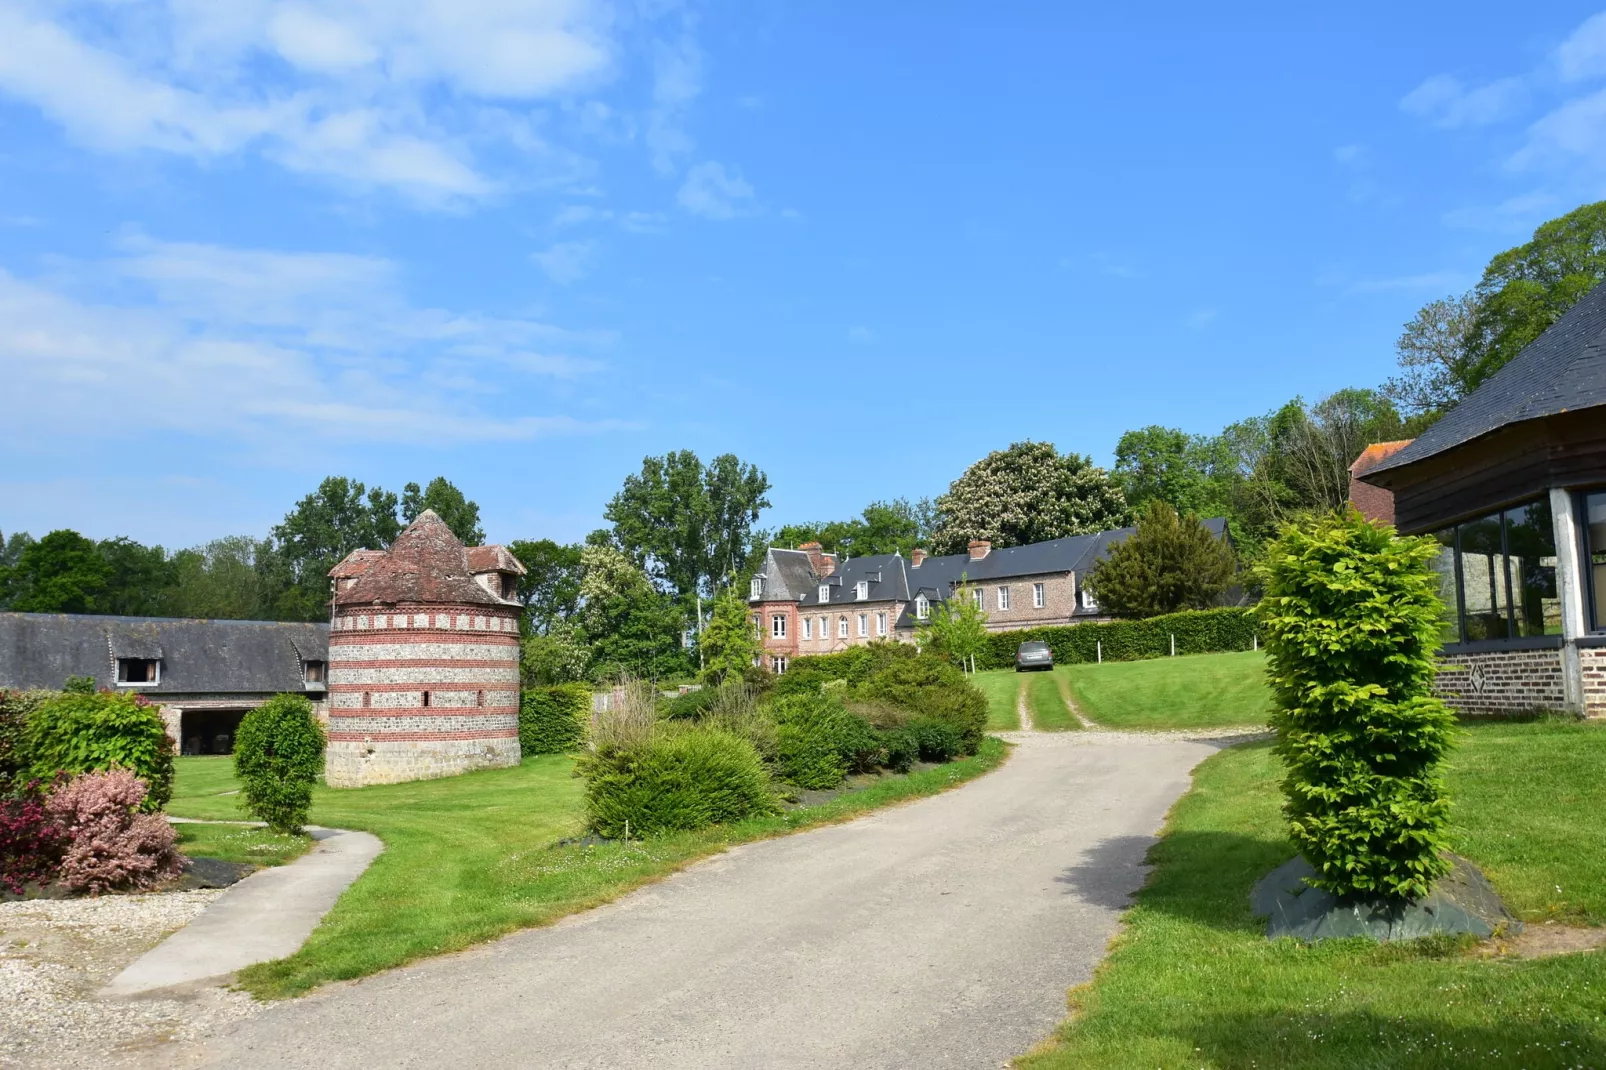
[1435, 648, 1567, 716]
[1582, 647, 1606, 717]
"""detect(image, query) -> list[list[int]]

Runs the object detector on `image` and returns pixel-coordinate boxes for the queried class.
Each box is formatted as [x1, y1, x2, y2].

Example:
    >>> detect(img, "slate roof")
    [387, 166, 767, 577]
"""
[756, 519, 1230, 628]
[1365, 279, 1606, 477]
[0, 613, 328, 695]
[331, 510, 523, 608]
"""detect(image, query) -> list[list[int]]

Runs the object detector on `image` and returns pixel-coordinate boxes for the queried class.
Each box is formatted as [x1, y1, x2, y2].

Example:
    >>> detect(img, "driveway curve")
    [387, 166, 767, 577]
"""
[176, 732, 1233, 1070]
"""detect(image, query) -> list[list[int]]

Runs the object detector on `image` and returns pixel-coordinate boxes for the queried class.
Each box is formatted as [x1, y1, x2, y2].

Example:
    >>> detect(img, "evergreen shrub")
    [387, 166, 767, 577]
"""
[904, 717, 964, 763]
[976, 606, 1256, 669]
[773, 640, 915, 696]
[579, 725, 777, 838]
[1257, 509, 1457, 900]
[662, 687, 717, 720]
[25, 691, 175, 811]
[770, 693, 880, 789]
[234, 694, 326, 834]
[519, 684, 592, 755]
[878, 728, 918, 774]
[855, 656, 988, 755]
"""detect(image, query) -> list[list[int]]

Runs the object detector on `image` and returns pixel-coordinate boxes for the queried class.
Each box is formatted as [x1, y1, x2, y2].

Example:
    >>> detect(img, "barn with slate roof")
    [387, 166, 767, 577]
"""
[1358, 278, 1606, 718]
[0, 612, 329, 754]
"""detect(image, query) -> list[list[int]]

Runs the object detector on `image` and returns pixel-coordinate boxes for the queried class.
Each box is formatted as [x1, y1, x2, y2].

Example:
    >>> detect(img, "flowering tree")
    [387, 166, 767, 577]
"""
[932, 441, 1128, 553]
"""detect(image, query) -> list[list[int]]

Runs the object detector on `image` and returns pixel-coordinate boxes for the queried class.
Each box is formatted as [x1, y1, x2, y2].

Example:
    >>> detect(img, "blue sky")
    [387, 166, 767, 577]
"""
[5, 2, 1606, 550]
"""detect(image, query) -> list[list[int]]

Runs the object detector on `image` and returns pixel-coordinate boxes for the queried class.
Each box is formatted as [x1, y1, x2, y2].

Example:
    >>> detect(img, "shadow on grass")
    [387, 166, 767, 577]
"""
[1183, 1010, 1606, 1069]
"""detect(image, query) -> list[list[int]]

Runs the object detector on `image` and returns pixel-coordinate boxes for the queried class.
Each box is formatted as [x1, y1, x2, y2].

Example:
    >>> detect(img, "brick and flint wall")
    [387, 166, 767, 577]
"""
[325, 603, 521, 787]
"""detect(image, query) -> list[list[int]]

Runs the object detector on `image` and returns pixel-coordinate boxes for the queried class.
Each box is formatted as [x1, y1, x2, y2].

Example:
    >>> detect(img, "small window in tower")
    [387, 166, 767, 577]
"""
[362, 691, 372, 708]
[477, 689, 486, 708]
[422, 690, 431, 708]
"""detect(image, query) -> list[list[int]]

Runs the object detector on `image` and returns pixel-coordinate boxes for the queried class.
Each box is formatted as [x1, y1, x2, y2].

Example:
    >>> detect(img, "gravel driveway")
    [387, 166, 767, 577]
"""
[155, 731, 1236, 1070]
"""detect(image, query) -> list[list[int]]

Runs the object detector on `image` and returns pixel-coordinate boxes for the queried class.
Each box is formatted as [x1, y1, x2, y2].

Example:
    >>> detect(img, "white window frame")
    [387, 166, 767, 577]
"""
[773, 656, 788, 674]
[971, 588, 983, 610]
[818, 615, 828, 638]
[1081, 588, 1098, 611]
[857, 612, 868, 637]
[838, 616, 850, 638]
[818, 584, 830, 603]
[772, 614, 787, 639]
[875, 611, 887, 636]
[1033, 582, 1045, 609]
[915, 594, 930, 619]
[855, 580, 869, 601]
[997, 586, 1011, 610]
[750, 576, 763, 599]
[802, 617, 813, 640]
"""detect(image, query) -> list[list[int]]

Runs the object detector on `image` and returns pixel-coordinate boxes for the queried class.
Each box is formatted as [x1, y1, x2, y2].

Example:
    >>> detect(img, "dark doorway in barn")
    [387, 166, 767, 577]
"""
[182, 709, 248, 755]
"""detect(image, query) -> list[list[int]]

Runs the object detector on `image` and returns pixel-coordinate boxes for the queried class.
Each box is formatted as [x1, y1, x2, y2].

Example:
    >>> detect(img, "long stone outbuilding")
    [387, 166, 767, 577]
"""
[325, 510, 526, 787]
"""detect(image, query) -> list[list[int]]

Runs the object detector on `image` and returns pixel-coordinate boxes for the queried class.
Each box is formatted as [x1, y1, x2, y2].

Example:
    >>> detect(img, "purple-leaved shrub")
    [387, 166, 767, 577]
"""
[46, 770, 184, 895]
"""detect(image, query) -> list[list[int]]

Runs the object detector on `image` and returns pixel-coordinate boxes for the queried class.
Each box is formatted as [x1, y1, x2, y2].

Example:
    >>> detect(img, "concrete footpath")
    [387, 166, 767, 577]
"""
[158, 731, 1237, 1069]
[103, 825, 383, 997]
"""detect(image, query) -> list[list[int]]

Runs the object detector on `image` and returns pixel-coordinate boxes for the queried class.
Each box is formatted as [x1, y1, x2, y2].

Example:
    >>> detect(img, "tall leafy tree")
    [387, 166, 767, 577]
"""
[1112, 426, 1220, 516]
[166, 537, 273, 620]
[578, 544, 689, 680]
[932, 441, 1128, 553]
[1384, 293, 1480, 420]
[401, 477, 485, 544]
[1085, 500, 1236, 619]
[96, 537, 178, 617]
[775, 497, 936, 557]
[698, 588, 762, 683]
[269, 477, 402, 621]
[605, 450, 771, 598]
[1, 530, 114, 613]
[507, 538, 585, 633]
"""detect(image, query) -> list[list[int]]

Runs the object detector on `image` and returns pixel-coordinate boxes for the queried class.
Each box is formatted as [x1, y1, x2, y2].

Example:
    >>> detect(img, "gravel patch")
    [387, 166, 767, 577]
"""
[996, 726, 1271, 747]
[0, 892, 261, 1068]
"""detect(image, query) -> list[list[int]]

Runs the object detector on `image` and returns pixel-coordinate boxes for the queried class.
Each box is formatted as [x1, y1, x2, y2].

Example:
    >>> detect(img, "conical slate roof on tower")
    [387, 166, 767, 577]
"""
[329, 510, 524, 608]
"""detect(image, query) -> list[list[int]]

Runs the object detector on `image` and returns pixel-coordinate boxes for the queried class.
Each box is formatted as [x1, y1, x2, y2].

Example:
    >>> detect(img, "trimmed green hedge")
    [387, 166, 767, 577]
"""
[976, 607, 1256, 669]
[519, 684, 592, 756]
[580, 726, 778, 838]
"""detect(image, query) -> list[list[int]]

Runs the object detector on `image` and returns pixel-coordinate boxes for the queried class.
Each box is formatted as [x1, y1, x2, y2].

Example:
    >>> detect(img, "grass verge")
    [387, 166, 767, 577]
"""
[1060, 650, 1270, 730]
[973, 671, 1023, 730]
[1026, 671, 1079, 731]
[1019, 720, 1606, 1070]
[174, 822, 312, 867]
[170, 737, 1008, 999]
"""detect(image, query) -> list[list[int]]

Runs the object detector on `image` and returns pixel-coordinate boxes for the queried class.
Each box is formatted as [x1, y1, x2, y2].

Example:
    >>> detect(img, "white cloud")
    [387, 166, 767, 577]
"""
[0, 234, 617, 444]
[1400, 74, 1527, 129]
[532, 240, 593, 284]
[1441, 190, 1560, 232]
[677, 161, 754, 220]
[553, 204, 613, 227]
[1511, 86, 1606, 173]
[646, 29, 702, 174]
[1556, 11, 1606, 82]
[0, 0, 617, 205]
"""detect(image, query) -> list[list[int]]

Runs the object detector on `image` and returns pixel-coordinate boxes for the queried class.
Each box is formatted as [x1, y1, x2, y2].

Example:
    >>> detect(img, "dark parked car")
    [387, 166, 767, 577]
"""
[1014, 640, 1054, 671]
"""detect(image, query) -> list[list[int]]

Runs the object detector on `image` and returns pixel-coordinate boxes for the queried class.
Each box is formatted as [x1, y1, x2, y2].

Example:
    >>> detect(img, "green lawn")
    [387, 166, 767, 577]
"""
[174, 822, 312, 867]
[1060, 650, 1271, 729]
[1019, 720, 1606, 1070]
[973, 670, 1022, 730]
[170, 739, 1008, 998]
[1026, 671, 1080, 731]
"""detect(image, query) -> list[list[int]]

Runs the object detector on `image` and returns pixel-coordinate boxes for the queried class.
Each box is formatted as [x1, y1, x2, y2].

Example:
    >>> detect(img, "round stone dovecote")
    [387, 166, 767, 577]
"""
[324, 511, 526, 788]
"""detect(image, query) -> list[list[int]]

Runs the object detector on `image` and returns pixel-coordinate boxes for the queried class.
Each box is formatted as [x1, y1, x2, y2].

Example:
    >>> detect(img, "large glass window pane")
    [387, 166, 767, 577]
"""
[1460, 513, 1510, 641]
[1505, 499, 1559, 637]
[1588, 491, 1606, 632]
[1431, 527, 1461, 645]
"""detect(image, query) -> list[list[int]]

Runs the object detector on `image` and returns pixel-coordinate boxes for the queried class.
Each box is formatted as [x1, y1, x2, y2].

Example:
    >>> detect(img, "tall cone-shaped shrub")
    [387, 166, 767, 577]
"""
[1257, 509, 1456, 900]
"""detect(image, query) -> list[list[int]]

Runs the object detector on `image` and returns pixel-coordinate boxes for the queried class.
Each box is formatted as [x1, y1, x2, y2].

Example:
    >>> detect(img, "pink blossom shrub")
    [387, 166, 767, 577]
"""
[46, 770, 184, 895]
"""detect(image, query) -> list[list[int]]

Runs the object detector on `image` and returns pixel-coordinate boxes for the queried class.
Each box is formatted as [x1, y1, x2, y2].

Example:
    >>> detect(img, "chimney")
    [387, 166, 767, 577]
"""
[799, 541, 836, 578]
[968, 539, 992, 561]
[911, 548, 927, 568]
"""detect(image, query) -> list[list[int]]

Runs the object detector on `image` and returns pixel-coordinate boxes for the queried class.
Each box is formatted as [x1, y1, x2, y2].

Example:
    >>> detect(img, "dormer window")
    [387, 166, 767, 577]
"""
[818, 584, 830, 603]
[750, 576, 764, 599]
[915, 595, 930, 620]
[116, 658, 160, 685]
[855, 581, 869, 600]
[1081, 588, 1099, 611]
[303, 660, 327, 686]
[501, 575, 517, 599]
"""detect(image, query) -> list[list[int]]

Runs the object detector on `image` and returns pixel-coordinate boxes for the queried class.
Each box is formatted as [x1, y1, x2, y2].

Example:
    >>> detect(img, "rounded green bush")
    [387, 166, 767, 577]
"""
[904, 717, 964, 763]
[768, 693, 880, 788]
[581, 725, 777, 838]
[855, 656, 988, 755]
[878, 727, 918, 774]
[25, 691, 175, 810]
[234, 694, 326, 834]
